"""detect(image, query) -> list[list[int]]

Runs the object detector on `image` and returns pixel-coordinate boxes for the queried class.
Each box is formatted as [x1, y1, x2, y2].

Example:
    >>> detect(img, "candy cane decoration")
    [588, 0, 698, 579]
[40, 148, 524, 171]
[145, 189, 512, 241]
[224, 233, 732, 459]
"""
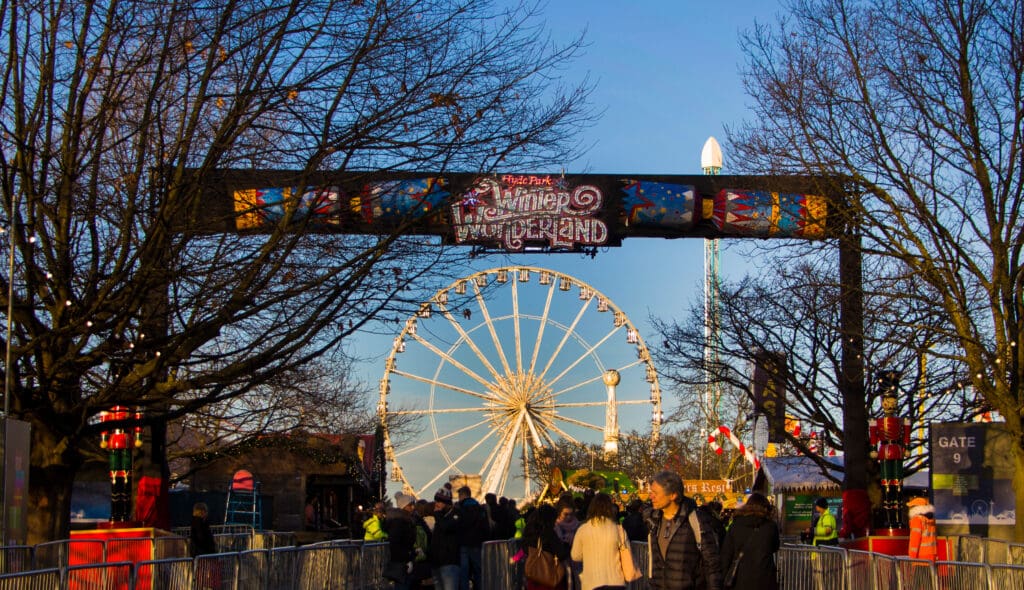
[707, 425, 761, 470]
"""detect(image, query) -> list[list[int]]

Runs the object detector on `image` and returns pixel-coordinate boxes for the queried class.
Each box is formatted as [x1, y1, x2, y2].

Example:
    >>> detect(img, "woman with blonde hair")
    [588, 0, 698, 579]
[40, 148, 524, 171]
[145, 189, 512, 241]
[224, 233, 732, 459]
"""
[570, 492, 628, 590]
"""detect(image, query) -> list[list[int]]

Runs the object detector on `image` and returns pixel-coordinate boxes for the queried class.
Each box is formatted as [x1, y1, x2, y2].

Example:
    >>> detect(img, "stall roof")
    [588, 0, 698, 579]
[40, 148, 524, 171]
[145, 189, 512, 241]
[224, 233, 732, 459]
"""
[757, 456, 931, 494]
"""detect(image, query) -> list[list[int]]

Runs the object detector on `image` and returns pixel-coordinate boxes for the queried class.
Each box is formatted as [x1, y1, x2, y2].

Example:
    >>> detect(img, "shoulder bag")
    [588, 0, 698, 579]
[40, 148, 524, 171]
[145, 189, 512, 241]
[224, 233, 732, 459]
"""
[618, 525, 643, 582]
[525, 538, 565, 587]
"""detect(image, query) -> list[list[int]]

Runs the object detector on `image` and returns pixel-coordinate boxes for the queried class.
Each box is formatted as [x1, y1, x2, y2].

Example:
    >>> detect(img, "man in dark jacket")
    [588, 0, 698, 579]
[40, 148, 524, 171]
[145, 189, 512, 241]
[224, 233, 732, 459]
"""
[645, 470, 723, 590]
[431, 488, 460, 590]
[385, 492, 418, 590]
[454, 486, 487, 590]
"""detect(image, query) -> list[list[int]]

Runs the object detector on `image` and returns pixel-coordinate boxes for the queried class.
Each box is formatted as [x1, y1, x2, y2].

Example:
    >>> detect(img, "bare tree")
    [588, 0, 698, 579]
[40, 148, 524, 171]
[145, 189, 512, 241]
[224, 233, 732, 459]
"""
[653, 250, 976, 486]
[727, 0, 1023, 538]
[0, 0, 594, 542]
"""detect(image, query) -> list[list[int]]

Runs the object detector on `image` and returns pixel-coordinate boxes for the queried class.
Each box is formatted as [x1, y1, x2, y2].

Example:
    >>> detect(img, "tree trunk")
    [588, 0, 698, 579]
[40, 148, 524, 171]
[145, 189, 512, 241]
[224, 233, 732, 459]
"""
[27, 419, 83, 544]
[1013, 431, 1024, 542]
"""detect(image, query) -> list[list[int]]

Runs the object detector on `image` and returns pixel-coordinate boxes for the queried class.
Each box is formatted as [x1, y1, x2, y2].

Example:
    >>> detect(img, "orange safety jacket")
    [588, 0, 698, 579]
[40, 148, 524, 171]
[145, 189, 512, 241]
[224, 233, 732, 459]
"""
[908, 507, 937, 561]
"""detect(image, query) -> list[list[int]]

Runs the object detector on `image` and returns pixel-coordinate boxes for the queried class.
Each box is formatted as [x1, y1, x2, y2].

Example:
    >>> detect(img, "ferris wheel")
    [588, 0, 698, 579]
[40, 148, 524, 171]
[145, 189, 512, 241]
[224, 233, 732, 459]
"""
[378, 266, 663, 499]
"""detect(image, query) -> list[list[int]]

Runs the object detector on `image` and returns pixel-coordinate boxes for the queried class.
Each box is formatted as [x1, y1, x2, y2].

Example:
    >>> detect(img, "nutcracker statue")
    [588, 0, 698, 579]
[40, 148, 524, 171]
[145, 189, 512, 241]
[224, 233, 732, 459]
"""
[99, 406, 144, 523]
[869, 371, 910, 529]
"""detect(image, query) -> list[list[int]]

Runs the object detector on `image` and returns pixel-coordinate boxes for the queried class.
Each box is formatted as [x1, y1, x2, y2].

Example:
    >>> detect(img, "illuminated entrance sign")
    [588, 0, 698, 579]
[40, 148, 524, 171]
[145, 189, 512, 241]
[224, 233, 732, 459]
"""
[450, 175, 607, 251]
[213, 171, 832, 249]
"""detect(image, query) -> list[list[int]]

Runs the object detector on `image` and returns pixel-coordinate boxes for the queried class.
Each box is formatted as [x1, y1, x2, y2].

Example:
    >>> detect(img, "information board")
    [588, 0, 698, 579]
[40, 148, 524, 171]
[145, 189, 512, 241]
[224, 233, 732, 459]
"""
[930, 422, 1015, 525]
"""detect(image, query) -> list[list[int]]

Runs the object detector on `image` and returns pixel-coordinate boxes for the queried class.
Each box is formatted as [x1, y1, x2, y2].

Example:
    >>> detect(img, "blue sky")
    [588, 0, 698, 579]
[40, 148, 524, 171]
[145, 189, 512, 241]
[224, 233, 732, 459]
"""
[369, 0, 787, 496]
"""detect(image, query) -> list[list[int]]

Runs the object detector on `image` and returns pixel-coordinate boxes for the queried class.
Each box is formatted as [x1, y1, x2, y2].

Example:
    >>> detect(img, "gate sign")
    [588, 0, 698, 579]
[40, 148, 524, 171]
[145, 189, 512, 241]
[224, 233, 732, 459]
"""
[930, 422, 1015, 527]
[210, 171, 832, 249]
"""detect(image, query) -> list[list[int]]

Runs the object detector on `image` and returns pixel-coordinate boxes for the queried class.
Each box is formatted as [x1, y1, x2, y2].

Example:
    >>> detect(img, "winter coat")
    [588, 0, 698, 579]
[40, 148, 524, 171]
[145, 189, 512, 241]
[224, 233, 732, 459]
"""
[454, 497, 489, 548]
[570, 517, 627, 590]
[647, 498, 723, 590]
[384, 508, 417, 565]
[622, 510, 648, 542]
[430, 505, 461, 567]
[908, 504, 938, 561]
[190, 516, 217, 557]
[720, 513, 780, 590]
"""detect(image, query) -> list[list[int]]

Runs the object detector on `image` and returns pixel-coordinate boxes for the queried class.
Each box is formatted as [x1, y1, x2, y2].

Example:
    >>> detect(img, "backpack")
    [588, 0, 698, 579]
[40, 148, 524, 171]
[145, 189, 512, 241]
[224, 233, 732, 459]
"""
[688, 510, 703, 549]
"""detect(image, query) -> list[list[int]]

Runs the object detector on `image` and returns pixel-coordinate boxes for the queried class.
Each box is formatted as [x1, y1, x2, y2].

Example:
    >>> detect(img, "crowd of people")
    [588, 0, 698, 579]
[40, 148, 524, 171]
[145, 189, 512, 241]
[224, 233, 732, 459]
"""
[361, 471, 786, 590]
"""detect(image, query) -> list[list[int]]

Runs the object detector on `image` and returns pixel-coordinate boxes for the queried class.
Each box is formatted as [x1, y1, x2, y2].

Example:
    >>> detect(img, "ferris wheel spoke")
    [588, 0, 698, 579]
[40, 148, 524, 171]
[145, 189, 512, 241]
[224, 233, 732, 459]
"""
[389, 369, 496, 402]
[391, 406, 491, 415]
[549, 372, 604, 398]
[522, 412, 547, 449]
[410, 333, 493, 389]
[482, 413, 525, 495]
[538, 296, 594, 383]
[415, 427, 501, 496]
[393, 417, 492, 455]
[472, 279, 513, 376]
[550, 413, 604, 432]
[528, 279, 557, 375]
[512, 275, 523, 373]
[553, 401, 619, 408]
[546, 326, 619, 391]
[435, 303, 503, 381]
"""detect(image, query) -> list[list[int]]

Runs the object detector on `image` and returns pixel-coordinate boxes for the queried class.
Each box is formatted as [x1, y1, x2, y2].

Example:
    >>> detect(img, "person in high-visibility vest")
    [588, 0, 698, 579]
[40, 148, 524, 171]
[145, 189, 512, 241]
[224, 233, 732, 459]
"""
[363, 502, 388, 542]
[907, 497, 937, 560]
[811, 498, 838, 546]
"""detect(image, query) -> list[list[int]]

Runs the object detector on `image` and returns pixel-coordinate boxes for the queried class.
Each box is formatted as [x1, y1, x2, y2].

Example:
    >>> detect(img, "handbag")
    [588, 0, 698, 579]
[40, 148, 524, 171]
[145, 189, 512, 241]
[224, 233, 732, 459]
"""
[525, 538, 565, 587]
[618, 526, 642, 582]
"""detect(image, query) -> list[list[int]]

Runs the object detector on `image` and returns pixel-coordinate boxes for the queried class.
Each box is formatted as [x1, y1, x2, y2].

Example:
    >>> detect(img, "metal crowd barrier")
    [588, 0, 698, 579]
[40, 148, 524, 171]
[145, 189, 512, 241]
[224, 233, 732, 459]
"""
[481, 539, 521, 590]
[4, 535, 1024, 589]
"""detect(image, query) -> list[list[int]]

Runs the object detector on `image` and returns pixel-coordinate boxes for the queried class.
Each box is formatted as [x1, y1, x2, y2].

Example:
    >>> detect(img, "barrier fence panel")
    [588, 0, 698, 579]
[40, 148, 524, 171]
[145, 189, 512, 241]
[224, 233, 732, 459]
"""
[950, 536, 985, 563]
[846, 549, 874, 590]
[0, 567, 60, 590]
[872, 553, 899, 590]
[195, 553, 238, 590]
[137, 557, 193, 590]
[932, 560, 991, 590]
[895, 557, 936, 590]
[1009, 543, 1024, 566]
[990, 563, 1024, 587]
[325, 544, 361, 590]
[778, 545, 847, 590]
[34, 539, 105, 570]
[360, 543, 388, 590]
[267, 547, 304, 590]
[295, 546, 337, 590]
[984, 539, 1009, 564]
[628, 541, 647, 590]
[0, 547, 33, 575]
[65, 561, 132, 590]
[153, 536, 189, 560]
[252, 532, 295, 550]
[212, 525, 255, 537]
[216, 533, 253, 554]
[481, 539, 520, 590]
[236, 549, 268, 590]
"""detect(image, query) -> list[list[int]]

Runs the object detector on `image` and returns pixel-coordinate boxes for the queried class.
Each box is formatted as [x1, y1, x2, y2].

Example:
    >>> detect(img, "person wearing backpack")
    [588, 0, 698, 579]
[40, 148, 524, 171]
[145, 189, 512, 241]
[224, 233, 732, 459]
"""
[645, 471, 723, 590]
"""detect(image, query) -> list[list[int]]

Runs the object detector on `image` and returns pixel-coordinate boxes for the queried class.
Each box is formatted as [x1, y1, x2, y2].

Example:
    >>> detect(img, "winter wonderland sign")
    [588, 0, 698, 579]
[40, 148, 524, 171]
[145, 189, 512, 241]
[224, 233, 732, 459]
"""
[450, 175, 608, 251]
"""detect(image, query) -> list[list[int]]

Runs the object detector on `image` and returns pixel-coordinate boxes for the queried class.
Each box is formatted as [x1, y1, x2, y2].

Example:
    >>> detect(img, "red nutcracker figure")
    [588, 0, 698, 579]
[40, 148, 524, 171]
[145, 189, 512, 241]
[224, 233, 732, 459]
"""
[99, 406, 143, 523]
[869, 372, 911, 529]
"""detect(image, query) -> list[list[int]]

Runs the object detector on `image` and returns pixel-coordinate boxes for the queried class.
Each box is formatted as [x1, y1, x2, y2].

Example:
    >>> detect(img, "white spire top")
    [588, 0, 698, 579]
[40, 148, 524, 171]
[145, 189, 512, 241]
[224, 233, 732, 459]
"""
[701, 136, 723, 175]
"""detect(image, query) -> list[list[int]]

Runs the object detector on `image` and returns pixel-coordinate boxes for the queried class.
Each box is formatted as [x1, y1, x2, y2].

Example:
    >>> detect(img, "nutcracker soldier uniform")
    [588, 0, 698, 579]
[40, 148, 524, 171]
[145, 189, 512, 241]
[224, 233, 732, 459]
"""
[100, 406, 143, 522]
[869, 372, 910, 528]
